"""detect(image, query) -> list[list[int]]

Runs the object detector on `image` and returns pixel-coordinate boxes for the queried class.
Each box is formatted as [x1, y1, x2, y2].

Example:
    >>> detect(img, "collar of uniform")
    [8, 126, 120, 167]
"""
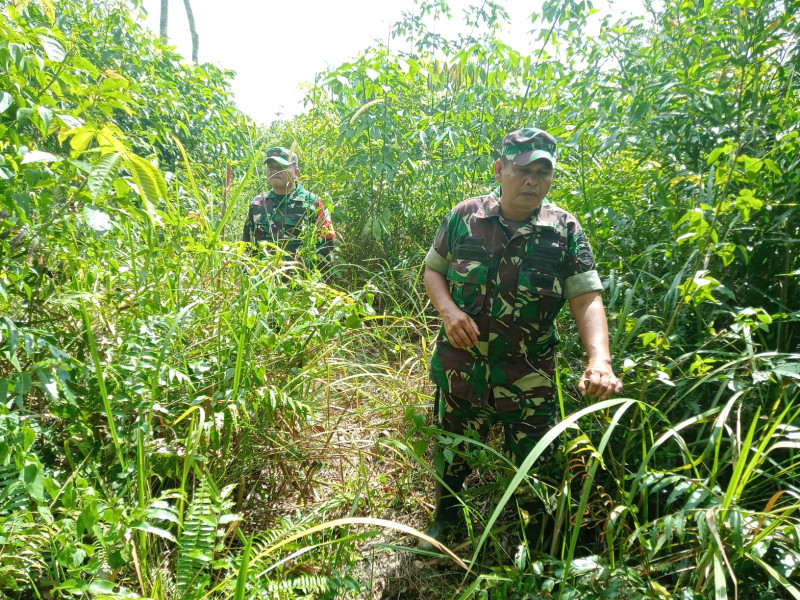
[266, 183, 304, 203]
[474, 189, 502, 218]
[476, 188, 544, 222]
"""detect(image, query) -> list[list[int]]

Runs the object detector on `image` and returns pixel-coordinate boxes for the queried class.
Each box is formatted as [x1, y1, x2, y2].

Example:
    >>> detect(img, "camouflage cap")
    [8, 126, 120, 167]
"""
[264, 146, 298, 166]
[501, 127, 557, 167]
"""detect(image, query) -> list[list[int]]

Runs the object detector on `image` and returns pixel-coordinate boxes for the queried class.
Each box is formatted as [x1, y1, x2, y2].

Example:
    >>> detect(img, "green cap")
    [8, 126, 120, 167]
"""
[501, 127, 557, 167]
[264, 146, 298, 166]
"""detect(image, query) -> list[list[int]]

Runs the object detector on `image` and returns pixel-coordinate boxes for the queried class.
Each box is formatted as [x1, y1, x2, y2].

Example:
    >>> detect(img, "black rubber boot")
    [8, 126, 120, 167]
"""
[418, 474, 466, 550]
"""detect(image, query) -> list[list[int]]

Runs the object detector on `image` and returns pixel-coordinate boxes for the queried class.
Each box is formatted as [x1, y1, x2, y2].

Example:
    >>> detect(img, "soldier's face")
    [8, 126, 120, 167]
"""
[494, 158, 554, 219]
[266, 160, 298, 193]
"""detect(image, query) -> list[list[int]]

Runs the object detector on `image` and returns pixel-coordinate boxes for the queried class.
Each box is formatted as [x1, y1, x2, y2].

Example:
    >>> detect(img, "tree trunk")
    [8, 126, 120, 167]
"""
[159, 0, 168, 39]
[182, 0, 199, 63]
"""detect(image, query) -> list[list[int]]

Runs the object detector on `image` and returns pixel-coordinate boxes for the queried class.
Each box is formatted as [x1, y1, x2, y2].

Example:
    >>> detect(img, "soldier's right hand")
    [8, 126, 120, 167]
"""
[442, 308, 480, 348]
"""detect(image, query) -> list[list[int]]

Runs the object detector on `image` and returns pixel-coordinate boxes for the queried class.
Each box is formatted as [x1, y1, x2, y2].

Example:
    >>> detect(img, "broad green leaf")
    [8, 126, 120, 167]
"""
[99, 76, 129, 92]
[14, 373, 31, 397]
[72, 57, 99, 77]
[57, 548, 87, 570]
[22, 462, 44, 502]
[62, 483, 77, 510]
[67, 159, 92, 174]
[38, 34, 65, 62]
[38, 0, 55, 22]
[36, 106, 53, 133]
[70, 130, 94, 154]
[2, 317, 18, 353]
[88, 581, 137, 598]
[88, 582, 116, 594]
[126, 154, 168, 207]
[56, 113, 82, 128]
[35, 367, 58, 401]
[22, 424, 36, 450]
[42, 477, 60, 501]
[16, 107, 33, 127]
[96, 124, 128, 152]
[130, 520, 176, 542]
[76, 503, 100, 536]
[83, 206, 112, 232]
[62, 126, 95, 154]
[102, 507, 123, 524]
[145, 507, 180, 523]
[21, 150, 59, 164]
[112, 178, 130, 198]
[0, 92, 13, 114]
[88, 152, 123, 200]
[706, 144, 732, 165]
[412, 440, 428, 457]
[54, 578, 87, 592]
[9, 43, 25, 69]
[762, 158, 782, 176]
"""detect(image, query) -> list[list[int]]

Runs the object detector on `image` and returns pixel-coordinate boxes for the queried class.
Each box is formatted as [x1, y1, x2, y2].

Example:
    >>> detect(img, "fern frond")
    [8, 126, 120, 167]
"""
[0, 465, 29, 515]
[175, 471, 240, 600]
[245, 495, 350, 573]
[176, 477, 216, 597]
[266, 573, 336, 595]
[0, 515, 49, 586]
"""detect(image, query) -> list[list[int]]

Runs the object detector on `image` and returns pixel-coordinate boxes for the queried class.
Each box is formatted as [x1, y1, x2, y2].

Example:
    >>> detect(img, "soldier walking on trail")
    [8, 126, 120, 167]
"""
[420, 127, 623, 549]
[243, 146, 335, 270]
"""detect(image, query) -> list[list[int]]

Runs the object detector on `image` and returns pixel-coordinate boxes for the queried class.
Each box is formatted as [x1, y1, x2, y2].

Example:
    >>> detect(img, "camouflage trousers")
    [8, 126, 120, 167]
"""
[435, 385, 560, 482]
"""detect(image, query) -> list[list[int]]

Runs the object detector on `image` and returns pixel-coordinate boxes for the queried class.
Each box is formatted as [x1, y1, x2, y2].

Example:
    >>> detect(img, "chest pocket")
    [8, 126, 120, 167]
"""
[258, 203, 307, 241]
[282, 204, 308, 233]
[251, 209, 274, 242]
[514, 239, 566, 323]
[448, 240, 489, 316]
[515, 270, 565, 322]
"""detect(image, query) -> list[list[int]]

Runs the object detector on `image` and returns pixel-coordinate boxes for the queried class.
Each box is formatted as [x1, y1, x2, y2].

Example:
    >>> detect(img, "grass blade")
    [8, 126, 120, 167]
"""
[232, 533, 253, 600]
[79, 298, 127, 471]
[467, 398, 638, 574]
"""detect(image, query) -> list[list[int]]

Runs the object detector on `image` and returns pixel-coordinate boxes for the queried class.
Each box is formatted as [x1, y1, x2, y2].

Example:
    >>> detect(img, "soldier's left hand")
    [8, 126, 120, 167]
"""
[578, 360, 623, 400]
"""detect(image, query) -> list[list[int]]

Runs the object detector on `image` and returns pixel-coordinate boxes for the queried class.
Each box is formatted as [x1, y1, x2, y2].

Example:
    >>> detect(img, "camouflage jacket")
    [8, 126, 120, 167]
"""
[425, 190, 603, 404]
[242, 184, 335, 264]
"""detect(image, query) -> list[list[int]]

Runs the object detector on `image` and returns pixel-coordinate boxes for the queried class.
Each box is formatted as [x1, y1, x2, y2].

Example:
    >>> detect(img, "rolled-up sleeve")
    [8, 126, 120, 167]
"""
[425, 246, 449, 275]
[424, 213, 453, 276]
[564, 270, 603, 299]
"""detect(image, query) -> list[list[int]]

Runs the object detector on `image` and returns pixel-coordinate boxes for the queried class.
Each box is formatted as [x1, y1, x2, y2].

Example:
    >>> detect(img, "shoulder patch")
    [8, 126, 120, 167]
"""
[577, 245, 594, 267]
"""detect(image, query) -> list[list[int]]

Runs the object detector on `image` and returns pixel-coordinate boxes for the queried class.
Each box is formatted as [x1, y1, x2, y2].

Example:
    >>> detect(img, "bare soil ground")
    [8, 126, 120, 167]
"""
[237, 353, 545, 599]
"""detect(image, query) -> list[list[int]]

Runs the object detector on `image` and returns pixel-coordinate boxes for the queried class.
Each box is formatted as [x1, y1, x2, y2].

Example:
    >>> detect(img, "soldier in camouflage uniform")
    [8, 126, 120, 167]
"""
[420, 127, 622, 548]
[243, 146, 335, 269]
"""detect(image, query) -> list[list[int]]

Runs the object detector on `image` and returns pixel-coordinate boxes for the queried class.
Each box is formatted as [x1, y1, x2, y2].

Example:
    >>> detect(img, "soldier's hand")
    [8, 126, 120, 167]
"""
[442, 307, 480, 349]
[578, 360, 623, 400]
